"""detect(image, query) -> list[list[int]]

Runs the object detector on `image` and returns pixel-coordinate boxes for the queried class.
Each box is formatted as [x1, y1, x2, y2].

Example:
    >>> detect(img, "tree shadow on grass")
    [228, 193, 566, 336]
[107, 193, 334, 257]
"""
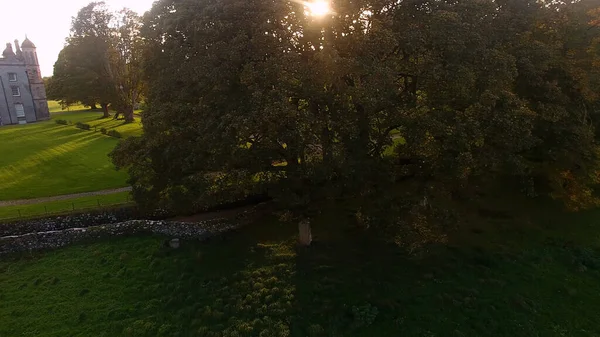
[109, 216, 300, 336]
[4, 207, 599, 337]
[291, 222, 416, 336]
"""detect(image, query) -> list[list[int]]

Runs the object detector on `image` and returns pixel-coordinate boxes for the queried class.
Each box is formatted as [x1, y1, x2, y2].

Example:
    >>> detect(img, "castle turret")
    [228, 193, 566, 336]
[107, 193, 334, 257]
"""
[20, 36, 49, 120]
[2, 43, 16, 59]
[14, 40, 23, 61]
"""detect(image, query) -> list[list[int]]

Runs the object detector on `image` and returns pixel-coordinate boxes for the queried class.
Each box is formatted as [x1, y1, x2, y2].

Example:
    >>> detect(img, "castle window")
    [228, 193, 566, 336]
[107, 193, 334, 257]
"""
[15, 104, 25, 118]
[8, 73, 17, 82]
[11, 86, 20, 96]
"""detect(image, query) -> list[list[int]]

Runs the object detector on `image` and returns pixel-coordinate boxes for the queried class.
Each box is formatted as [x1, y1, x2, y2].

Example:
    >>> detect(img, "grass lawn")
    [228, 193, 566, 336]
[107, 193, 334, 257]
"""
[0, 101, 141, 201]
[1, 200, 600, 336]
[48, 101, 143, 138]
[0, 192, 131, 220]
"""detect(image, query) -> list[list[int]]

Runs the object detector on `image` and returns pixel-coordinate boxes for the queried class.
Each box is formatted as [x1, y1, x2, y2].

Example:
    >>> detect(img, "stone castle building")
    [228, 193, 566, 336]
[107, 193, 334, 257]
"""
[0, 37, 49, 125]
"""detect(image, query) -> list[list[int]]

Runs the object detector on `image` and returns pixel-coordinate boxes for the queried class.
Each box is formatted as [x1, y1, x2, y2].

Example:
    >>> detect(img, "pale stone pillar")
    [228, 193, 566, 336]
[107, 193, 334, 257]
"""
[298, 219, 312, 246]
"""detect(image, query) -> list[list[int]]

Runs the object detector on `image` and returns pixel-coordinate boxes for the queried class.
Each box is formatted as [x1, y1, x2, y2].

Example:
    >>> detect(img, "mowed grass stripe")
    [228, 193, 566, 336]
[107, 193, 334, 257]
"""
[0, 105, 139, 201]
[0, 127, 124, 200]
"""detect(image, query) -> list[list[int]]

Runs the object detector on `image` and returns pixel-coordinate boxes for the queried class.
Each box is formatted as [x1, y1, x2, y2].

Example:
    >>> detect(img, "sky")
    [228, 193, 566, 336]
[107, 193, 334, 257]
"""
[0, 0, 155, 77]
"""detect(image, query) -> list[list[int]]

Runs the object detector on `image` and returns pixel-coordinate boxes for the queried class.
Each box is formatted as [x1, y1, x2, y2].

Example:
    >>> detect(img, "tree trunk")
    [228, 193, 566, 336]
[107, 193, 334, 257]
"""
[124, 106, 134, 123]
[322, 126, 332, 164]
[298, 219, 312, 246]
[100, 103, 110, 118]
[355, 103, 370, 161]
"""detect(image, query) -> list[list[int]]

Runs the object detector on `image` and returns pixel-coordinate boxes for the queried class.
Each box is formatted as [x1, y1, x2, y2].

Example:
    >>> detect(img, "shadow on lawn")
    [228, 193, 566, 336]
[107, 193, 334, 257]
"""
[99, 210, 600, 336]
[3, 205, 600, 337]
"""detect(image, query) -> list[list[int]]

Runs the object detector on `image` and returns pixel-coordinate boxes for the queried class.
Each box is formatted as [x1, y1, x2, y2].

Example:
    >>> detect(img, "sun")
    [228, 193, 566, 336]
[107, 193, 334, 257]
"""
[307, 1, 331, 17]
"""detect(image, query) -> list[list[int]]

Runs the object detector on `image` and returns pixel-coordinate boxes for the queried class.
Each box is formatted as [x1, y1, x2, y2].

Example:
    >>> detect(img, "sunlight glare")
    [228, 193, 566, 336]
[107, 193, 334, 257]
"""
[307, 1, 331, 17]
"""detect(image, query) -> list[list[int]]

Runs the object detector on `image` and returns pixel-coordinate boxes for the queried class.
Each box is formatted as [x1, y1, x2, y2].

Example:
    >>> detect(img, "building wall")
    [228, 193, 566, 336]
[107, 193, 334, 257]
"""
[0, 63, 37, 125]
[23, 47, 49, 121]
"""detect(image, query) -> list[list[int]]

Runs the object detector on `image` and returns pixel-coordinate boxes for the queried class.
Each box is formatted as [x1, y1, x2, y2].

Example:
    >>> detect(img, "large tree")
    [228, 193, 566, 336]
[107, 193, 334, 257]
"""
[52, 37, 115, 117]
[113, 0, 600, 244]
[52, 2, 144, 121]
[106, 8, 145, 122]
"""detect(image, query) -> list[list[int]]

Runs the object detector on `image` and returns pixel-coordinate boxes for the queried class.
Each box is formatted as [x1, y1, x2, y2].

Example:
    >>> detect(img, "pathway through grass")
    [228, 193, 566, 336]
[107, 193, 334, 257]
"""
[0, 187, 132, 207]
[0, 191, 132, 220]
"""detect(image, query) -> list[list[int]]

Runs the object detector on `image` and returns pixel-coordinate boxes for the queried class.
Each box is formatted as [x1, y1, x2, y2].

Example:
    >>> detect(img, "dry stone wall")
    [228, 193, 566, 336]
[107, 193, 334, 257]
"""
[0, 207, 173, 237]
[0, 208, 256, 255]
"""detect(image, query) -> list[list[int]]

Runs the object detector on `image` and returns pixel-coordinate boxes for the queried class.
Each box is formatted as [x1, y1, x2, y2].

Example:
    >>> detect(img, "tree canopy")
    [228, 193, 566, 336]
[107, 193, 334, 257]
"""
[112, 0, 600, 234]
[51, 2, 143, 121]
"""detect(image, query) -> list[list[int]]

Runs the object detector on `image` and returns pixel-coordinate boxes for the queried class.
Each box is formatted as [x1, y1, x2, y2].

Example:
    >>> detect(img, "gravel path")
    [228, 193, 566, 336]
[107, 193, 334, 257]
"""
[0, 187, 132, 207]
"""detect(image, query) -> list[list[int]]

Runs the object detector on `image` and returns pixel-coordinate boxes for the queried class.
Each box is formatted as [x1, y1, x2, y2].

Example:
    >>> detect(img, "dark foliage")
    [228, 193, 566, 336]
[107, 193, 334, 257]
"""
[112, 0, 600, 231]
[107, 129, 122, 138]
[75, 122, 91, 131]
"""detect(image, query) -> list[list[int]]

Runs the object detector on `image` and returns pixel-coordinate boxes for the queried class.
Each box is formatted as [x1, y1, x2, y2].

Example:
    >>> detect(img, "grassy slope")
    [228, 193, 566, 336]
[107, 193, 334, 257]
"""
[0, 102, 141, 201]
[1, 203, 600, 337]
[0, 191, 131, 220]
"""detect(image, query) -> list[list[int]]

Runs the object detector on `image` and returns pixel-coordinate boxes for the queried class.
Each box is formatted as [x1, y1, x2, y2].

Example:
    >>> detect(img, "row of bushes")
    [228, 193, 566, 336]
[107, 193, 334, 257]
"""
[55, 119, 122, 138]
[101, 127, 122, 138]
[76, 121, 91, 130]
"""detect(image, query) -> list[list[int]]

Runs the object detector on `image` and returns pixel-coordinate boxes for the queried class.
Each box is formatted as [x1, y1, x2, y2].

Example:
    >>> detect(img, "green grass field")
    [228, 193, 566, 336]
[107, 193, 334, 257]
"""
[0, 102, 141, 201]
[48, 101, 143, 138]
[1, 200, 600, 337]
[0, 192, 131, 220]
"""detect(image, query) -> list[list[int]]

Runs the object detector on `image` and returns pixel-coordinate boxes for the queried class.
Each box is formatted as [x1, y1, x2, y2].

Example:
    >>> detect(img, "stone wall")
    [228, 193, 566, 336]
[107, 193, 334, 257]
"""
[0, 219, 240, 255]
[0, 207, 256, 255]
[0, 207, 140, 237]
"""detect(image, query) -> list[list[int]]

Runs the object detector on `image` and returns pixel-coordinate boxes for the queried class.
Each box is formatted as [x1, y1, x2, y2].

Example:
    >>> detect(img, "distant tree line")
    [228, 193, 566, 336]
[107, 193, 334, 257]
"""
[106, 0, 600, 242]
[47, 2, 144, 122]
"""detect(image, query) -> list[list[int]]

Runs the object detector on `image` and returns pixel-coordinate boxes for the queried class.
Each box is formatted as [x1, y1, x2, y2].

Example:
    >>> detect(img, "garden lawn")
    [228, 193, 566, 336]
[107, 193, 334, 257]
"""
[0, 102, 142, 201]
[50, 101, 143, 138]
[1, 202, 600, 337]
[0, 191, 131, 220]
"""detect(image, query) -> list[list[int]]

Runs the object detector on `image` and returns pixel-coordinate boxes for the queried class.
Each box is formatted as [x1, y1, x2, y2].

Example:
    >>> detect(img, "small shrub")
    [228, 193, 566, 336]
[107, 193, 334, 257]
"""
[107, 129, 122, 138]
[307, 324, 325, 336]
[124, 320, 157, 337]
[350, 303, 378, 328]
[75, 122, 91, 130]
[572, 247, 600, 270]
[157, 324, 175, 337]
[55, 119, 68, 125]
[100, 127, 107, 134]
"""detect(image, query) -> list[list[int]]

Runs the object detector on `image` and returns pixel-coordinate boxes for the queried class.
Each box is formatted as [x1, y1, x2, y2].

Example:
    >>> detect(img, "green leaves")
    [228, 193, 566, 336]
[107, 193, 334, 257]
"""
[52, 2, 143, 122]
[115, 0, 600, 221]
